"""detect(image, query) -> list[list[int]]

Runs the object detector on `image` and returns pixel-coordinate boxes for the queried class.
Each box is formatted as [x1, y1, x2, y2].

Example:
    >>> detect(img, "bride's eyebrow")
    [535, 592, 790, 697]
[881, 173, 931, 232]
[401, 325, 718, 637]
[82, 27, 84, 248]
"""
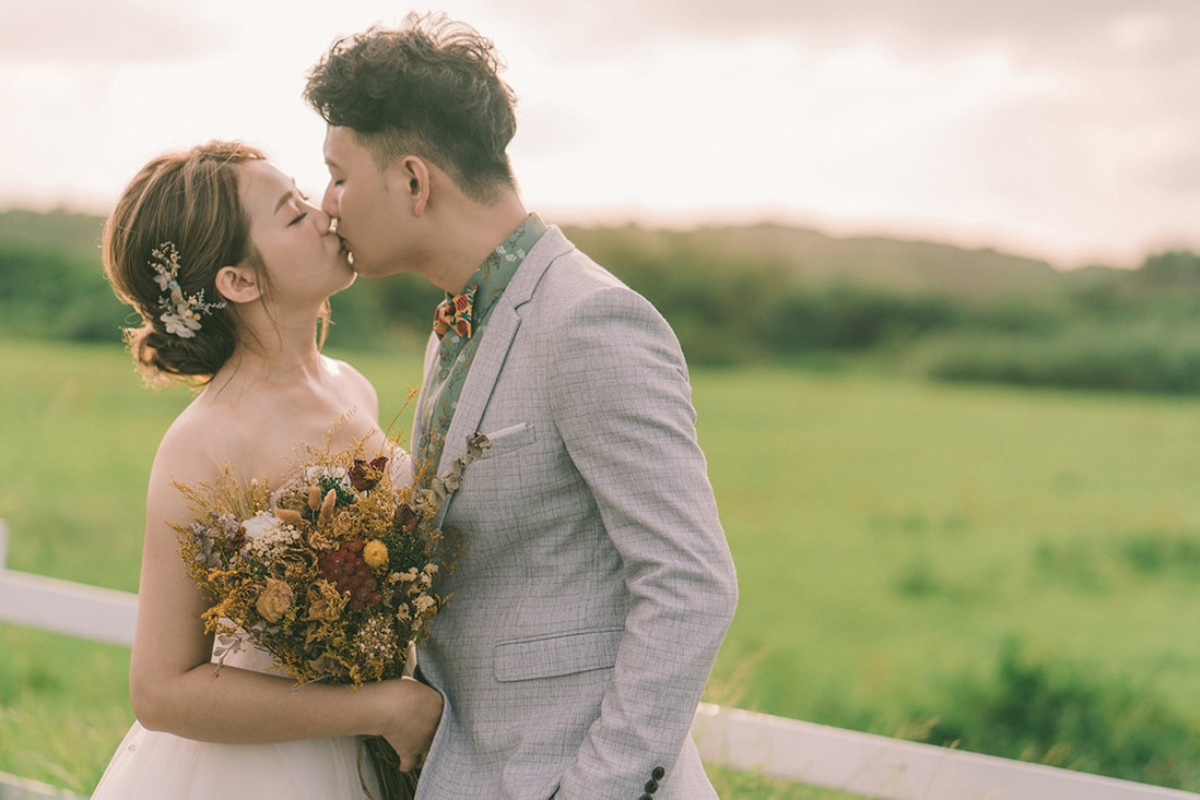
[273, 180, 301, 215]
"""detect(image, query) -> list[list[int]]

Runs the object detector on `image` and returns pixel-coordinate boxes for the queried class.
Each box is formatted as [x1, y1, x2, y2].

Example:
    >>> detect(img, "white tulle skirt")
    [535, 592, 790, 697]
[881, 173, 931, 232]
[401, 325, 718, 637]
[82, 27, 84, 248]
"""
[91, 643, 380, 800]
[91, 723, 380, 800]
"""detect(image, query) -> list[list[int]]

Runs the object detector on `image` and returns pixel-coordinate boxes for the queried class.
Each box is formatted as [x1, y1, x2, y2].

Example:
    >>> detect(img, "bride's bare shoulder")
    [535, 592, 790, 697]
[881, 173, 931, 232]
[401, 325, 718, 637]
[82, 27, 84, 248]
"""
[149, 397, 247, 490]
[322, 355, 379, 413]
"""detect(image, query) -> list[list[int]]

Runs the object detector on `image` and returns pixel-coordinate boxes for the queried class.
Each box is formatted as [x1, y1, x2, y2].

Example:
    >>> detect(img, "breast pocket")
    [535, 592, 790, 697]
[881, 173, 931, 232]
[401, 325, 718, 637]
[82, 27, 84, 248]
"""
[493, 628, 624, 682]
[477, 422, 538, 460]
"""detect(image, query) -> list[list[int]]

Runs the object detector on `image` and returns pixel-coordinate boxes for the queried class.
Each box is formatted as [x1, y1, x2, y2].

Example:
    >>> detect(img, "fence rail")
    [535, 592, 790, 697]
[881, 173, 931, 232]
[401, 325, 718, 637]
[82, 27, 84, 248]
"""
[2, 519, 1197, 800]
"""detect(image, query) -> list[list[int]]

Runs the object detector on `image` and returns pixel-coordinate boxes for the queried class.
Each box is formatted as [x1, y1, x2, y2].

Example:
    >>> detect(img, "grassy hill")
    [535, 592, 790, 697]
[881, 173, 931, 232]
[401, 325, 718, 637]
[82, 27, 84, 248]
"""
[563, 222, 1063, 298]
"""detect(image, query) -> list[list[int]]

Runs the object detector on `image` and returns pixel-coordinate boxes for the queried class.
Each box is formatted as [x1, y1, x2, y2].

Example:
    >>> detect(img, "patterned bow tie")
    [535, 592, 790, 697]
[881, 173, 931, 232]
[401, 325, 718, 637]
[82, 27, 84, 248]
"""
[433, 284, 478, 341]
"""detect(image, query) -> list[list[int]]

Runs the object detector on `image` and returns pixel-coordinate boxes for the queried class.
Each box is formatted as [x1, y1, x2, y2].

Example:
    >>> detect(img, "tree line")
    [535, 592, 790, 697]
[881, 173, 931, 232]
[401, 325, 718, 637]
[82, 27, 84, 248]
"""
[4, 209, 1200, 393]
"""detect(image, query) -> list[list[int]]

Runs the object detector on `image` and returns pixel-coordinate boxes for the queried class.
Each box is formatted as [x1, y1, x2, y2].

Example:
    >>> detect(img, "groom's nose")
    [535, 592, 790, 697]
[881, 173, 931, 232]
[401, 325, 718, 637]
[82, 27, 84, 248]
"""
[321, 183, 340, 222]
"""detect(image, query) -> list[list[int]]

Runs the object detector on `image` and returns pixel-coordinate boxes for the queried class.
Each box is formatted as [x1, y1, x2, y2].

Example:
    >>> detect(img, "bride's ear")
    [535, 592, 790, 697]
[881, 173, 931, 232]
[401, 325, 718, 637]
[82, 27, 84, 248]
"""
[214, 265, 262, 304]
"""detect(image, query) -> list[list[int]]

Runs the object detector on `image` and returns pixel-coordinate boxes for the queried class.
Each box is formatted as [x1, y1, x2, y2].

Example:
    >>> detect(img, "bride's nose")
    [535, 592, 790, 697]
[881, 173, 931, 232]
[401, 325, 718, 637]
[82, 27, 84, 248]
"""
[313, 206, 335, 236]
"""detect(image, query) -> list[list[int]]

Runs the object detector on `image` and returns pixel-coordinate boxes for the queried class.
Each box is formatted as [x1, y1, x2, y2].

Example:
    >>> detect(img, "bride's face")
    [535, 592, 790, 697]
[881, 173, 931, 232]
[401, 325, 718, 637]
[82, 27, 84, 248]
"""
[238, 160, 355, 307]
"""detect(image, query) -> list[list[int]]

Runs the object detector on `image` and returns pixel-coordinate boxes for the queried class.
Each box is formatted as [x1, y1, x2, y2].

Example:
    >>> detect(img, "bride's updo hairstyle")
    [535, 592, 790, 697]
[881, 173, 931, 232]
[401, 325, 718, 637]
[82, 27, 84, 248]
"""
[103, 141, 267, 385]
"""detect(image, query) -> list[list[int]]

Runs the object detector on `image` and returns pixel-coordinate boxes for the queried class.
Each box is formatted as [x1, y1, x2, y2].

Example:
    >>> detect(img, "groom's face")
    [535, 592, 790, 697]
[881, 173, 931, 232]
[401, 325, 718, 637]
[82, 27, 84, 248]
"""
[321, 126, 414, 278]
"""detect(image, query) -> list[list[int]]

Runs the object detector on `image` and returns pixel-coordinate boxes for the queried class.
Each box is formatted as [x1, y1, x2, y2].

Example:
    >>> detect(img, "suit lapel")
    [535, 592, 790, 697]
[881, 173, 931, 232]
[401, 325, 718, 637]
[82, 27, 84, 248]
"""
[429, 227, 573, 526]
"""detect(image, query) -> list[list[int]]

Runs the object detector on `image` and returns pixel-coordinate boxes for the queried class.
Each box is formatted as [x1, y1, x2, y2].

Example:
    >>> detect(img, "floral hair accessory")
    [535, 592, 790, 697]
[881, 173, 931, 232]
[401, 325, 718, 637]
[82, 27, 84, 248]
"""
[149, 242, 225, 338]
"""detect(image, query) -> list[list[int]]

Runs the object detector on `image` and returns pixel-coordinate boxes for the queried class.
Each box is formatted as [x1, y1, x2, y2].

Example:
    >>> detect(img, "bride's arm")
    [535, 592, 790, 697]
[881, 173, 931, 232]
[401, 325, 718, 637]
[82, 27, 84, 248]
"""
[127, 430, 440, 769]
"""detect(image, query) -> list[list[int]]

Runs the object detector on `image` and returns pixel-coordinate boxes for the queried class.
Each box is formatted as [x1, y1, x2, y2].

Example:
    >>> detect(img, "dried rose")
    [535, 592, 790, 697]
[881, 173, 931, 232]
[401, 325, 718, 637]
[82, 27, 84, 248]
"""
[255, 578, 293, 623]
[271, 552, 311, 581]
[305, 580, 346, 622]
[349, 456, 389, 492]
[393, 503, 420, 534]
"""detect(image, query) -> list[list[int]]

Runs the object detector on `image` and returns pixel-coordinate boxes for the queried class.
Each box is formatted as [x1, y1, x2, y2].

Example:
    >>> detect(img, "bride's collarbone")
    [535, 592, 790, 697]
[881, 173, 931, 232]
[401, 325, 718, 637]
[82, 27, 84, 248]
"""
[203, 382, 365, 424]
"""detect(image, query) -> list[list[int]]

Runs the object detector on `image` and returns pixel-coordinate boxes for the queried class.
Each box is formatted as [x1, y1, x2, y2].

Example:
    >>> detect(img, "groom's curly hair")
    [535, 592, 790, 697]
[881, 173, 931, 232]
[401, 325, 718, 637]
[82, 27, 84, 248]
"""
[303, 13, 518, 203]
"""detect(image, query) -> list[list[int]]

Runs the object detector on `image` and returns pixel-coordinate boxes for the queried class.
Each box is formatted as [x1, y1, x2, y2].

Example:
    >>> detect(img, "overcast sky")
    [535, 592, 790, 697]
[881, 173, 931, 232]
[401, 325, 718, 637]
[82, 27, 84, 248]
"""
[2, 0, 1197, 267]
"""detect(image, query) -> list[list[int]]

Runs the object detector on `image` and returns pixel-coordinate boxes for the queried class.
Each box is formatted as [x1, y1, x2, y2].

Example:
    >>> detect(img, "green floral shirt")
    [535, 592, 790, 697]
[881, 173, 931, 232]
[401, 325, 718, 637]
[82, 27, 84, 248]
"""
[415, 214, 547, 479]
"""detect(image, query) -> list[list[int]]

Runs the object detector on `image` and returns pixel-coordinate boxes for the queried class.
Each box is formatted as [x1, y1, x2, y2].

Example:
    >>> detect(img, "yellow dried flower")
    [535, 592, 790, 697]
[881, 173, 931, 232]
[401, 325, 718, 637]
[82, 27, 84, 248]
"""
[256, 578, 293, 623]
[363, 540, 389, 570]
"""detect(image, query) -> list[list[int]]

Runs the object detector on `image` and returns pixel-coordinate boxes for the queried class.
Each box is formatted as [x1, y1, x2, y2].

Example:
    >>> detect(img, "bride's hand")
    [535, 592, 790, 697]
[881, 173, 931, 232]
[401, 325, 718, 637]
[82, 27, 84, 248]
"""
[381, 676, 443, 772]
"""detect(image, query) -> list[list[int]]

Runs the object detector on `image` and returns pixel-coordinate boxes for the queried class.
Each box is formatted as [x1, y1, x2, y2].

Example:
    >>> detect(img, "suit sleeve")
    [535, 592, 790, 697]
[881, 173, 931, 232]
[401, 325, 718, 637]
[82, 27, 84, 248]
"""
[547, 285, 739, 798]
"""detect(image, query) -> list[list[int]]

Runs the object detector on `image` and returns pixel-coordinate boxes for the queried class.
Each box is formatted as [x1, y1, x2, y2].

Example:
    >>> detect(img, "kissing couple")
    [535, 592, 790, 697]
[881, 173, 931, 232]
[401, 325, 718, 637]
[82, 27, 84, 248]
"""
[90, 12, 737, 800]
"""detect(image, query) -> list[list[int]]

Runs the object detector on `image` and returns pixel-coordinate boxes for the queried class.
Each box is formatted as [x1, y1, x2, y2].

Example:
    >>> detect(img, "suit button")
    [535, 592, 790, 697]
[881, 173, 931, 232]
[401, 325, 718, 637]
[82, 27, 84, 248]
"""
[652, 766, 666, 781]
[645, 779, 659, 793]
[639, 795, 652, 800]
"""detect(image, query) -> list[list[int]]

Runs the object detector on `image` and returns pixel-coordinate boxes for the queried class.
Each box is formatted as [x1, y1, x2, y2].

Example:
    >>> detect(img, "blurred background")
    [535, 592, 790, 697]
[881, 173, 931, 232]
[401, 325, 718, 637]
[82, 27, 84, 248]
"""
[3, 1, 1200, 797]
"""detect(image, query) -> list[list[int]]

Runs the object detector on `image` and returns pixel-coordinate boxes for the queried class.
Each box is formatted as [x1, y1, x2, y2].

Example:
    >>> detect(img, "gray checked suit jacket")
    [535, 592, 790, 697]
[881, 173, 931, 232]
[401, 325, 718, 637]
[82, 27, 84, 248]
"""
[413, 226, 738, 800]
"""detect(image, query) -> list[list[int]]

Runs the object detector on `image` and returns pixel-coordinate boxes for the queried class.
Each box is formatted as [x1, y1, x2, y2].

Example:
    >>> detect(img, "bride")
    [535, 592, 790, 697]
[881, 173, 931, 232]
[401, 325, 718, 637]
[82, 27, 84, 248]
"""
[90, 140, 441, 799]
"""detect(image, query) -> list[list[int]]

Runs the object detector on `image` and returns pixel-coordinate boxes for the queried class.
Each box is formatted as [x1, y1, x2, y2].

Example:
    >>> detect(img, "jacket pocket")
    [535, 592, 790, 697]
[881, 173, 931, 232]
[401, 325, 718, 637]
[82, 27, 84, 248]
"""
[494, 628, 623, 682]
[476, 422, 537, 459]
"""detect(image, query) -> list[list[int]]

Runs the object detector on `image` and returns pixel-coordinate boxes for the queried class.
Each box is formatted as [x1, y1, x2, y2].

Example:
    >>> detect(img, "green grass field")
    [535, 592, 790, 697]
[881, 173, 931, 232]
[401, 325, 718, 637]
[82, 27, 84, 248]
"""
[4, 338, 1200, 794]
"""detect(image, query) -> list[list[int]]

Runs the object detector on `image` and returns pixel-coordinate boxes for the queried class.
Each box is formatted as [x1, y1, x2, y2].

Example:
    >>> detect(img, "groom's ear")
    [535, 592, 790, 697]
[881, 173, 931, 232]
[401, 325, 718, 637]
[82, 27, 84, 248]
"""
[395, 155, 431, 216]
[214, 265, 262, 304]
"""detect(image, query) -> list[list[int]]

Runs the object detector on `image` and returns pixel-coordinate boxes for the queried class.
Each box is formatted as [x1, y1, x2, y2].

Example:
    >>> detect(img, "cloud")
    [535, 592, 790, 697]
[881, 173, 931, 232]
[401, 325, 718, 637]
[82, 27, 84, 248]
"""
[0, 0, 226, 63]
[499, 1, 1199, 72]
[594, 0, 1199, 51]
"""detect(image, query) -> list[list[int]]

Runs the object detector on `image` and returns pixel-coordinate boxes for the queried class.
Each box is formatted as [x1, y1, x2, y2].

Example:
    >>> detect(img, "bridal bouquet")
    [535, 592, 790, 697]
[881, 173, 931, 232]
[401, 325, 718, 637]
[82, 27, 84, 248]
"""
[174, 427, 487, 800]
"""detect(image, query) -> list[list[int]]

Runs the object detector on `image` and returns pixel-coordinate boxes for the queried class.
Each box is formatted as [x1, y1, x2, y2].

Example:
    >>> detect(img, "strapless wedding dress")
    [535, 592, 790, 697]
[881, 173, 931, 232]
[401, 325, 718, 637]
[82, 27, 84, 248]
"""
[90, 643, 381, 800]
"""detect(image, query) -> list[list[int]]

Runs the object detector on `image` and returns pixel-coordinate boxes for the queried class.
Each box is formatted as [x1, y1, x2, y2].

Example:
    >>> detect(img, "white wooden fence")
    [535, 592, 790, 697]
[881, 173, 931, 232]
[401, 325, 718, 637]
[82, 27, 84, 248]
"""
[2, 518, 1198, 800]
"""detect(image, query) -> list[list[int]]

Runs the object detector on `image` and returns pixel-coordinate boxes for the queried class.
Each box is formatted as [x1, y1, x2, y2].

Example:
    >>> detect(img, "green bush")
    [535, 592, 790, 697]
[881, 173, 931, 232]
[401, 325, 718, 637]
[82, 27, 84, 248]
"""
[918, 643, 1200, 790]
[0, 242, 127, 341]
[323, 272, 444, 352]
[919, 320, 1200, 394]
[768, 284, 962, 352]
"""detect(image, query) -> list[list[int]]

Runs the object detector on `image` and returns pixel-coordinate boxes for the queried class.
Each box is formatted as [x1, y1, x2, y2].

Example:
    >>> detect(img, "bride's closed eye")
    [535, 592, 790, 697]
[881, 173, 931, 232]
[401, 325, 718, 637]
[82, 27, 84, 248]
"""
[285, 188, 313, 226]
[288, 194, 312, 226]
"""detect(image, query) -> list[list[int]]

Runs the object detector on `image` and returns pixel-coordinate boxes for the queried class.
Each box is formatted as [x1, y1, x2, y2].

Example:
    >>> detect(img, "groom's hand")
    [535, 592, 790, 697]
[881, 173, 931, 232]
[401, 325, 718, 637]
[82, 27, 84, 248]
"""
[382, 676, 444, 772]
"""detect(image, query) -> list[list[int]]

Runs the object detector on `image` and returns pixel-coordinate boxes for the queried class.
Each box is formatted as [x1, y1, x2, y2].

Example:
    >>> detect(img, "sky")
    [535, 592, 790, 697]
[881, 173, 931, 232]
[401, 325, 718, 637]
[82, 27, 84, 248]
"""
[2, 0, 1197, 268]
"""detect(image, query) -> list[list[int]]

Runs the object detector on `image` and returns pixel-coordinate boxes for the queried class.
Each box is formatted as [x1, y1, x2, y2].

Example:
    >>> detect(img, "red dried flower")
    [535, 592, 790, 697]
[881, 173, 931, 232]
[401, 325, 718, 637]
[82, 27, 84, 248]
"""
[348, 456, 389, 491]
[317, 539, 381, 611]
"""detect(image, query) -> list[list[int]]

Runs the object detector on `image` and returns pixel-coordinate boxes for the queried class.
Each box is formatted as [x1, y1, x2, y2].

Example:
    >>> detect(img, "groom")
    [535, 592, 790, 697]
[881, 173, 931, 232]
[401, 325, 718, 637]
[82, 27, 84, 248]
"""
[305, 14, 738, 799]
